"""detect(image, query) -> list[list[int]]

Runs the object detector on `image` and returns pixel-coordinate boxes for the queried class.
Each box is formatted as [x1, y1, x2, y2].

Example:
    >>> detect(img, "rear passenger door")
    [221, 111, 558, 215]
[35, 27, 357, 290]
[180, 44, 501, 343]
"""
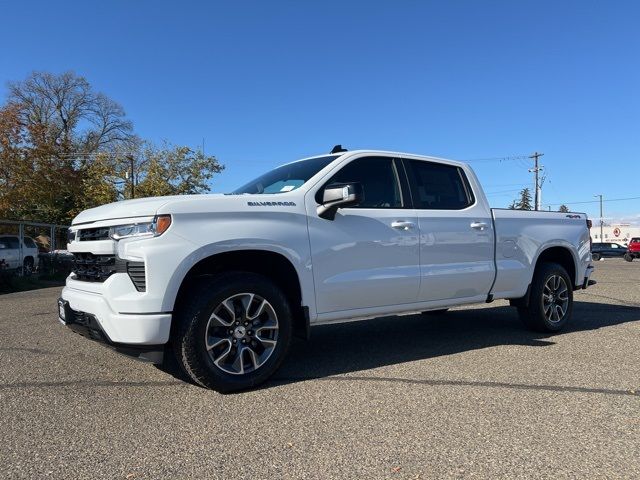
[404, 158, 495, 303]
[306, 156, 420, 314]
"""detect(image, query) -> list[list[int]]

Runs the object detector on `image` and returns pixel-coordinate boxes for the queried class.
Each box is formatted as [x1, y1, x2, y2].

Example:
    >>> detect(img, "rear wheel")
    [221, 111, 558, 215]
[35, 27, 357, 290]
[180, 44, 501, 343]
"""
[172, 272, 293, 393]
[22, 257, 34, 276]
[518, 262, 573, 332]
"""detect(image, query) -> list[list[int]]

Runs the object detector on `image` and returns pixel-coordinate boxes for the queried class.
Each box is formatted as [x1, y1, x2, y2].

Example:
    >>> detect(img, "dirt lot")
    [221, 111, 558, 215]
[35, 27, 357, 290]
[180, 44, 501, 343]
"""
[1, 259, 638, 479]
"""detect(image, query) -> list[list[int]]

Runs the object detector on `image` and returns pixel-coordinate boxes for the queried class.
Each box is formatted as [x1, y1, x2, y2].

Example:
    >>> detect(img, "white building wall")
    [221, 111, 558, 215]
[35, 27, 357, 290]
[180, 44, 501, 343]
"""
[590, 224, 640, 245]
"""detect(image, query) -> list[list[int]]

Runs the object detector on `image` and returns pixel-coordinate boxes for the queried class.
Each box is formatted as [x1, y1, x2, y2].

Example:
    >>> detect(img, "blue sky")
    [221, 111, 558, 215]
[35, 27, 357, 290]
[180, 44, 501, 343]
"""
[1, 1, 639, 221]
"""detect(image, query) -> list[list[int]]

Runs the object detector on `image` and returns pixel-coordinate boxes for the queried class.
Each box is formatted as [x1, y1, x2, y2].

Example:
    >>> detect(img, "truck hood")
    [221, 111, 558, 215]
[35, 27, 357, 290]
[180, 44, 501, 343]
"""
[72, 193, 304, 225]
[72, 195, 223, 225]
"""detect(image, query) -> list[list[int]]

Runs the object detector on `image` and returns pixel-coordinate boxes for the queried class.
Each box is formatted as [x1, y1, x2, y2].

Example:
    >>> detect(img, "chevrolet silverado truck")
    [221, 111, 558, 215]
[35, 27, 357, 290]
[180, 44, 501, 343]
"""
[59, 148, 595, 392]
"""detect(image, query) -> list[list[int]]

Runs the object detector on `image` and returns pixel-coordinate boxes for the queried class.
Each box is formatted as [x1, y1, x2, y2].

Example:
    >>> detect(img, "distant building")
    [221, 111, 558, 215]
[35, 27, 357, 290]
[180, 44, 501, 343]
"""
[590, 223, 640, 245]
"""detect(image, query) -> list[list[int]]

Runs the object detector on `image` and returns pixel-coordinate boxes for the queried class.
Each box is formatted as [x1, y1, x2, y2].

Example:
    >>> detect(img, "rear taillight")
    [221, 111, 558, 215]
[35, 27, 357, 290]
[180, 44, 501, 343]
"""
[587, 219, 592, 249]
[586, 219, 592, 229]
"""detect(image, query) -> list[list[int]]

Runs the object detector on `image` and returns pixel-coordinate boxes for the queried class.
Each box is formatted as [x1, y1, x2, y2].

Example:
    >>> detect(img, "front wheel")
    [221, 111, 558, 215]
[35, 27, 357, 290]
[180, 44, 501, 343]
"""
[518, 262, 573, 332]
[591, 253, 601, 261]
[624, 253, 633, 262]
[172, 272, 293, 393]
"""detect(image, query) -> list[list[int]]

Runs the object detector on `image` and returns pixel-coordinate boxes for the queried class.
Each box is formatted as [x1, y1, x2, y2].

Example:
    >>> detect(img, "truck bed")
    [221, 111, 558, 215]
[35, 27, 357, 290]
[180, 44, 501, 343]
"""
[490, 209, 592, 299]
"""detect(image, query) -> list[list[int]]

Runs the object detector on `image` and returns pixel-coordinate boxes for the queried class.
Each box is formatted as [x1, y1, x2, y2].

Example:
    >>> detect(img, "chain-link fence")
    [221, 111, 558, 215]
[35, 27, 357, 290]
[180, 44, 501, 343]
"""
[0, 220, 73, 283]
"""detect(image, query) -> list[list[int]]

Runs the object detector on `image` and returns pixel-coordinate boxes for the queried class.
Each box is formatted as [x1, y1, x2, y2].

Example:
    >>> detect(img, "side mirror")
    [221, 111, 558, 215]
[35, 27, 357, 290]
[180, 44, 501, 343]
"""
[317, 182, 363, 220]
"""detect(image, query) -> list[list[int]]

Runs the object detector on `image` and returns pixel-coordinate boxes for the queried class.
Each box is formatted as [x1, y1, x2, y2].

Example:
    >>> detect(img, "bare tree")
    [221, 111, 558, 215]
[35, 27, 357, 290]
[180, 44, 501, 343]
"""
[7, 71, 132, 154]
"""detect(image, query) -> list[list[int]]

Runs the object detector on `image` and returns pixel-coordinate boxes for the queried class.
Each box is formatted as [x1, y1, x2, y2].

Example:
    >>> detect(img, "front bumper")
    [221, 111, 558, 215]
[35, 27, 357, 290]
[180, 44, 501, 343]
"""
[60, 284, 172, 345]
[58, 298, 166, 363]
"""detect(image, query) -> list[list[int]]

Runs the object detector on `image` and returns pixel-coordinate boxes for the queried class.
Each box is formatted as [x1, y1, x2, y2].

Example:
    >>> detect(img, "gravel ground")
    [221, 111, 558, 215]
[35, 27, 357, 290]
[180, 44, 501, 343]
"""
[1, 259, 639, 479]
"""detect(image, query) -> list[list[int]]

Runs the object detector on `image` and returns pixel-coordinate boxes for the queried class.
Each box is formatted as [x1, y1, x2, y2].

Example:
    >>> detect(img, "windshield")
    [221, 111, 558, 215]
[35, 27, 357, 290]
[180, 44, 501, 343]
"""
[232, 155, 338, 194]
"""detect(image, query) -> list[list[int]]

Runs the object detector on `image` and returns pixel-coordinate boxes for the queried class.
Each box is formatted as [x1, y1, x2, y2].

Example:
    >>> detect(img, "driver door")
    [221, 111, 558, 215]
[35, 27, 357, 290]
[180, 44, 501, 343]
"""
[305, 156, 420, 314]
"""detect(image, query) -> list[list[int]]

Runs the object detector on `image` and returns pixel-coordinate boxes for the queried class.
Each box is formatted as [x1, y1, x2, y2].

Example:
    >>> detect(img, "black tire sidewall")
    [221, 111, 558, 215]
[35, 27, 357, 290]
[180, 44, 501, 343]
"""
[523, 263, 574, 332]
[174, 272, 293, 392]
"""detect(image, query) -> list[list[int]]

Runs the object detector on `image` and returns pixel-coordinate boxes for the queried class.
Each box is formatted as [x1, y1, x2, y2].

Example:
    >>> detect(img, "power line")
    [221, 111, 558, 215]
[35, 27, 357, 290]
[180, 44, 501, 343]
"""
[484, 182, 531, 188]
[462, 154, 530, 163]
[485, 188, 526, 196]
[545, 196, 640, 207]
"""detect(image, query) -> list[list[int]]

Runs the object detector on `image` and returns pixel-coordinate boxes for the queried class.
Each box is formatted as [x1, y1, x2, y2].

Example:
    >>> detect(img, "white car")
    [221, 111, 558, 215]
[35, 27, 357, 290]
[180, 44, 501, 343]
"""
[0, 235, 38, 275]
[60, 148, 594, 392]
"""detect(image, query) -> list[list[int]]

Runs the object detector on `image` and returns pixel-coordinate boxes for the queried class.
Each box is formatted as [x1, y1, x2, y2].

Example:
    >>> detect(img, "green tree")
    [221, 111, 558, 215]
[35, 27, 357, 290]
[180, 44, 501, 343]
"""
[509, 188, 533, 210]
[126, 143, 224, 199]
[558, 204, 569, 213]
[0, 71, 134, 223]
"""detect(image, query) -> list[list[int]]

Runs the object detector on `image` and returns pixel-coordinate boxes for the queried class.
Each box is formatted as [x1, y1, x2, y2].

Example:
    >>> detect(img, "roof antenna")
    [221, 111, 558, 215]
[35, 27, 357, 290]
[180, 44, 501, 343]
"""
[330, 144, 348, 154]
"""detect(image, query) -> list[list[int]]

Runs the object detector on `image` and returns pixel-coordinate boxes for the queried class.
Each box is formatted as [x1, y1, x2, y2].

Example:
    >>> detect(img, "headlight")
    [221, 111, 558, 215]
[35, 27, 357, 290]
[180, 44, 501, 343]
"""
[109, 215, 172, 240]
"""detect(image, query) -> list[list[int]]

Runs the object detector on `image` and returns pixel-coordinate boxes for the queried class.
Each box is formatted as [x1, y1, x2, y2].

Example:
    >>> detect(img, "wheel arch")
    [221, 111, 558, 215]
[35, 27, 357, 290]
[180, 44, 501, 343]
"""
[169, 248, 310, 340]
[510, 244, 578, 309]
[533, 245, 578, 287]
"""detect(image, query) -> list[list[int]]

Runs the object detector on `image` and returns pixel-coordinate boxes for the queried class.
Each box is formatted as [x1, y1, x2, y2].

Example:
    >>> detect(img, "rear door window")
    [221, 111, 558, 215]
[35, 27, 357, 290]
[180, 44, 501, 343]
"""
[407, 160, 475, 210]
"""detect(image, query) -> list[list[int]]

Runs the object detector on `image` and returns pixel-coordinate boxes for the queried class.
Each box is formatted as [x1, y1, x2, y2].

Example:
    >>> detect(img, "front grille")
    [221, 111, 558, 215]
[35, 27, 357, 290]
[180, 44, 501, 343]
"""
[72, 253, 117, 282]
[77, 227, 110, 241]
[71, 253, 146, 291]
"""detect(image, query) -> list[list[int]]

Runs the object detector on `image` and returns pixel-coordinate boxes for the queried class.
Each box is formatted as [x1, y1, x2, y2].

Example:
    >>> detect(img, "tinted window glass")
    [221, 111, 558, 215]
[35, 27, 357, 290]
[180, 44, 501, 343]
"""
[1, 237, 19, 249]
[325, 157, 402, 208]
[233, 155, 338, 194]
[409, 160, 474, 209]
[24, 237, 37, 248]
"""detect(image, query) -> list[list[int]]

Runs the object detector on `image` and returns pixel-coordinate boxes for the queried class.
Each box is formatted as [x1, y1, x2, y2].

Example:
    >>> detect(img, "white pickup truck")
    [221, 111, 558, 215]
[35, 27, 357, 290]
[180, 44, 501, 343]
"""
[60, 148, 594, 392]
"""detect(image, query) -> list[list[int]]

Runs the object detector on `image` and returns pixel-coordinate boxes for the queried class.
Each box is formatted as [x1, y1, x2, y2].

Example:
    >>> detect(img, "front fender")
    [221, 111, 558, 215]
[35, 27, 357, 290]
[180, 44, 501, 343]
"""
[161, 240, 315, 315]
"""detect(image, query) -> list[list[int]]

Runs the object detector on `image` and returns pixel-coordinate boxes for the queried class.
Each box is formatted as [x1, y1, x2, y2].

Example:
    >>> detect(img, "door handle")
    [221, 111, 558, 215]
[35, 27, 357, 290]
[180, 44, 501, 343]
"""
[391, 221, 415, 230]
[470, 221, 488, 230]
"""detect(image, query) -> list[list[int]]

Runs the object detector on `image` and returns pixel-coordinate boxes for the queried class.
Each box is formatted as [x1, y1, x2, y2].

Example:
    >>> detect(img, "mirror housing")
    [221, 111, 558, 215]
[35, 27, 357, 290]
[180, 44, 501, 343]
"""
[317, 182, 363, 220]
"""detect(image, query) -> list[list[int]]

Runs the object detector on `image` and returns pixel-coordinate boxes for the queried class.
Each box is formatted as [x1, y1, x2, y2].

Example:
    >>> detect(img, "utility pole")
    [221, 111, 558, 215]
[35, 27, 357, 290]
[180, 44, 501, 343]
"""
[528, 152, 544, 211]
[128, 155, 135, 199]
[594, 194, 603, 240]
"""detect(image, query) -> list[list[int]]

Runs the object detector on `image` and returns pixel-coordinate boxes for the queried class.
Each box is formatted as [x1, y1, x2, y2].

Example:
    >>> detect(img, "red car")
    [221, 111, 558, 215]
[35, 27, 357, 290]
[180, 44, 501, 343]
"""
[626, 237, 640, 261]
